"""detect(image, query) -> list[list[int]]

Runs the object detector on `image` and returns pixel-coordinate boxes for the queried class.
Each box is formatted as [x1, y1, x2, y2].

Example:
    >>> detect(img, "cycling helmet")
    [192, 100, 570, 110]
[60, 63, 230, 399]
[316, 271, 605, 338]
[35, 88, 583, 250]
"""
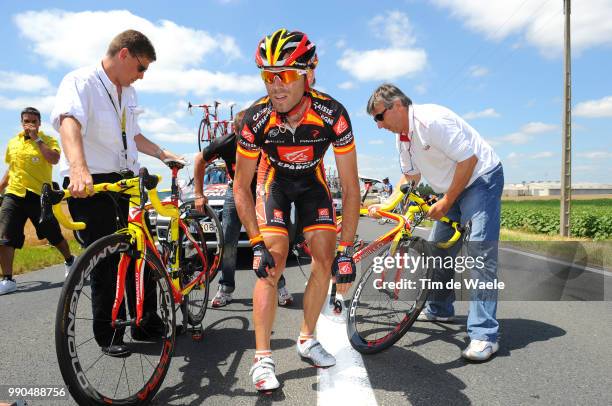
[255, 29, 318, 70]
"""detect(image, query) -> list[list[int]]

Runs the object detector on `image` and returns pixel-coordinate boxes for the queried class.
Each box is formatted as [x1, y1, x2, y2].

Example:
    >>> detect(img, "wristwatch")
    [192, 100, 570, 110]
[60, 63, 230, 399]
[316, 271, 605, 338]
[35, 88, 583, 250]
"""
[337, 243, 355, 257]
[35, 138, 44, 144]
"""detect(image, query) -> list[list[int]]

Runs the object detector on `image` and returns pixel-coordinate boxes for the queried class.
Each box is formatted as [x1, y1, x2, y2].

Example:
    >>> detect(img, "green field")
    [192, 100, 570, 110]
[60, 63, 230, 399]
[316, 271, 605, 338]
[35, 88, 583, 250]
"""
[501, 199, 612, 240]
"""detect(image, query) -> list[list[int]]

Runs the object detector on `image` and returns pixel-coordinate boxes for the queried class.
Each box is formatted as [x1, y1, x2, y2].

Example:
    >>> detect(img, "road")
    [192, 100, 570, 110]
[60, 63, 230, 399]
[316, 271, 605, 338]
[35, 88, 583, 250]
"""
[1, 218, 610, 405]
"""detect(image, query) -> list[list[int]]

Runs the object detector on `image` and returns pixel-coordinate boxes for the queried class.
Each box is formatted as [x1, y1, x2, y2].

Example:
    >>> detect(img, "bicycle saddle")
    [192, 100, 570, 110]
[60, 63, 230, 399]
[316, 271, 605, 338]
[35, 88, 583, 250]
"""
[163, 158, 187, 170]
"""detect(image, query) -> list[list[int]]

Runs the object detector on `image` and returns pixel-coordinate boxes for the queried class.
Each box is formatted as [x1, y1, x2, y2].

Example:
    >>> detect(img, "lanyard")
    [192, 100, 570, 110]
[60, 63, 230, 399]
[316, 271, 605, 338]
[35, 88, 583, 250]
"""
[96, 73, 128, 156]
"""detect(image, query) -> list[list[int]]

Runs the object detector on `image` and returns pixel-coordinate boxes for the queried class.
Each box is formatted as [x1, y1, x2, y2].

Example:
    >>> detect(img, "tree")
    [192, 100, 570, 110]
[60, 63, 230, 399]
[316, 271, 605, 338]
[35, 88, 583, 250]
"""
[417, 182, 435, 197]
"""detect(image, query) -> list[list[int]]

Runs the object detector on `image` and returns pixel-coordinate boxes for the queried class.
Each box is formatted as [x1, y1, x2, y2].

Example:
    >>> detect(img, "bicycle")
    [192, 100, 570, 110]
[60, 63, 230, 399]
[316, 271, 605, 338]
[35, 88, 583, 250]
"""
[346, 182, 466, 354]
[41, 162, 223, 405]
[189, 101, 221, 151]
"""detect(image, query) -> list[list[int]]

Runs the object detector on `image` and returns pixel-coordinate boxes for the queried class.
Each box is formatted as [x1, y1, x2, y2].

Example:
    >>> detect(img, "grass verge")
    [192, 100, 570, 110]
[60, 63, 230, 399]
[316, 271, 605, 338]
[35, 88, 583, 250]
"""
[12, 240, 83, 276]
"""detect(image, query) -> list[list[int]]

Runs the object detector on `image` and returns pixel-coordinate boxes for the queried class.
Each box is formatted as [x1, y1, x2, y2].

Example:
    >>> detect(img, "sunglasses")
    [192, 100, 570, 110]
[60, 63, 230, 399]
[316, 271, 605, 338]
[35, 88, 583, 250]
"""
[373, 107, 389, 123]
[134, 53, 147, 73]
[261, 69, 306, 84]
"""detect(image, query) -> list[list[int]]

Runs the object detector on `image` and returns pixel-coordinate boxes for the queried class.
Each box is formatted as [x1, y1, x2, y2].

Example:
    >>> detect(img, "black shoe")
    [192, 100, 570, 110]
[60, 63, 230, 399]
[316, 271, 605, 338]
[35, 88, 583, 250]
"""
[101, 343, 131, 358]
[131, 321, 166, 341]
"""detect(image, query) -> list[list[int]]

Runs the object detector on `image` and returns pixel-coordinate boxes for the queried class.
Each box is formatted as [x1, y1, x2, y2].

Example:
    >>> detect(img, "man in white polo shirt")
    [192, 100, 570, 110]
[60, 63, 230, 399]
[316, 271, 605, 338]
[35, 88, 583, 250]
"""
[367, 83, 504, 362]
[51, 29, 182, 357]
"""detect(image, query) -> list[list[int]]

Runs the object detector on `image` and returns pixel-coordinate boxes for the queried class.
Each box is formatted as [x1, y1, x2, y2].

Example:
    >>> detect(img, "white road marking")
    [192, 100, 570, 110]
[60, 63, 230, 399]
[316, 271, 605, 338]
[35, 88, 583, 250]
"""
[499, 247, 612, 277]
[416, 226, 610, 277]
[317, 293, 378, 406]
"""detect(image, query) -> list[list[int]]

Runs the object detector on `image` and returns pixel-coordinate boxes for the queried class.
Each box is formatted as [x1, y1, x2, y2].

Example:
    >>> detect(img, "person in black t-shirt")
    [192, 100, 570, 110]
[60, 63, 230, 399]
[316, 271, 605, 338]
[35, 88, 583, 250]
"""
[193, 111, 293, 308]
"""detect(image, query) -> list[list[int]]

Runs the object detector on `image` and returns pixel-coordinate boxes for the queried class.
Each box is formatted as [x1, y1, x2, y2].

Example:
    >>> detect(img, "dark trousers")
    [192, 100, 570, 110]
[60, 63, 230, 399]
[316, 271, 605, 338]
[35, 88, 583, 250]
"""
[64, 174, 158, 347]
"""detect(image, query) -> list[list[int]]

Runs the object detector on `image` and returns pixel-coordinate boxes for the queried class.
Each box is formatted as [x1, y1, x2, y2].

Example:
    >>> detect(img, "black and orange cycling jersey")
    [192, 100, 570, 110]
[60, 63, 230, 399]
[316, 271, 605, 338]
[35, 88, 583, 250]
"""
[237, 89, 355, 177]
[237, 90, 355, 236]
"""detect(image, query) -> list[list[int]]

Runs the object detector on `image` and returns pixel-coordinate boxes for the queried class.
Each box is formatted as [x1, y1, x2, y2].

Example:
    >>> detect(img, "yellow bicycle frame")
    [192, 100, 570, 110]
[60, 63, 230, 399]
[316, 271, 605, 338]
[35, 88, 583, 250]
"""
[49, 177, 203, 304]
[370, 189, 464, 252]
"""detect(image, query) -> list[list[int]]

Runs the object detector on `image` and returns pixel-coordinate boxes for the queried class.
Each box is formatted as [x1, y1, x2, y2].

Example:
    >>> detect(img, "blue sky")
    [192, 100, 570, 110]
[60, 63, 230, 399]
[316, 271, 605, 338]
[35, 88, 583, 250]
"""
[1, 0, 611, 188]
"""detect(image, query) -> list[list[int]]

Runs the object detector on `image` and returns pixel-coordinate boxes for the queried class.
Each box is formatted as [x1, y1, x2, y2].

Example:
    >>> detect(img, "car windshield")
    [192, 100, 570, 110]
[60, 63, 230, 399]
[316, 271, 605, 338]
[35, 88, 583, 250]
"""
[157, 190, 172, 200]
[204, 168, 227, 185]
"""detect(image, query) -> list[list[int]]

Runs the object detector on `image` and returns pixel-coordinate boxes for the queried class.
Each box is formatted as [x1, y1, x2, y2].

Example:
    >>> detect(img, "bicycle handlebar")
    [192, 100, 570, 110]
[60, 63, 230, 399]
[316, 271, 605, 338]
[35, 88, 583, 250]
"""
[370, 182, 464, 249]
[39, 168, 178, 231]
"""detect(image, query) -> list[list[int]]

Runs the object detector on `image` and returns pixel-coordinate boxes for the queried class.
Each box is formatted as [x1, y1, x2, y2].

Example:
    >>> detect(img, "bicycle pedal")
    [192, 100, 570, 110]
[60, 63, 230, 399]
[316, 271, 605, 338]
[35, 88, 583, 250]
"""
[191, 326, 203, 341]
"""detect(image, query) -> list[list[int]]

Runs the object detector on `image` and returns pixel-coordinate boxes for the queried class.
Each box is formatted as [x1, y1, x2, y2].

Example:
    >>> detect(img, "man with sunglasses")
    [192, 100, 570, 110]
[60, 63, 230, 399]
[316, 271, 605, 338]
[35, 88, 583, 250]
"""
[234, 29, 360, 391]
[367, 83, 503, 362]
[51, 30, 182, 357]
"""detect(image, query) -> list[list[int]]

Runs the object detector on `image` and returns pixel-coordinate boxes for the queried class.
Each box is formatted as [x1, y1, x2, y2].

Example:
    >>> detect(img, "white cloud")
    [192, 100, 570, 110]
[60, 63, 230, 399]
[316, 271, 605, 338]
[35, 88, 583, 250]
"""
[338, 48, 427, 81]
[14, 10, 240, 70]
[336, 39, 347, 49]
[369, 10, 416, 47]
[0, 95, 57, 114]
[530, 151, 554, 159]
[501, 132, 530, 145]
[12, 10, 260, 96]
[508, 151, 553, 160]
[498, 121, 557, 145]
[337, 11, 427, 81]
[522, 122, 557, 134]
[136, 69, 263, 95]
[368, 139, 384, 145]
[338, 81, 355, 90]
[463, 108, 500, 120]
[138, 109, 195, 144]
[574, 96, 612, 118]
[430, 0, 612, 56]
[415, 84, 427, 95]
[469, 65, 489, 77]
[0, 71, 52, 92]
[576, 151, 612, 159]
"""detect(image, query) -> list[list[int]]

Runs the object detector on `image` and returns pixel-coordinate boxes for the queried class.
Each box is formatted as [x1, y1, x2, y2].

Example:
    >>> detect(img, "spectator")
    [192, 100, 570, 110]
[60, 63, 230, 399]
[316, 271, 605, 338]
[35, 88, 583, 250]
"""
[0, 107, 75, 296]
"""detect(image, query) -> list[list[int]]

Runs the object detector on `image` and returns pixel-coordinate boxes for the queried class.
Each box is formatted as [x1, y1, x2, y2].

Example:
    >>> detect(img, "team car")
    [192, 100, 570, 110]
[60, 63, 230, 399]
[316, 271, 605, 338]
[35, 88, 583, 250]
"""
[153, 161, 250, 248]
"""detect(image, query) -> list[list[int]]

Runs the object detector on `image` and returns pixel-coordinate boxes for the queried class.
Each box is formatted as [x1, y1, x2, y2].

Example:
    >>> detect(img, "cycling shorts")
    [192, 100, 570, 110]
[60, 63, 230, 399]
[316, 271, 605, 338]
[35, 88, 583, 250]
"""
[255, 161, 336, 237]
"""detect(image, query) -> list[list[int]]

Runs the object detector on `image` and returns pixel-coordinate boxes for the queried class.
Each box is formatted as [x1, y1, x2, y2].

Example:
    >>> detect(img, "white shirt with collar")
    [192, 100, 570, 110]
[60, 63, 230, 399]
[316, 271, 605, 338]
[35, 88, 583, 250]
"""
[51, 63, 142, 178]
[397, 104, 500, 194]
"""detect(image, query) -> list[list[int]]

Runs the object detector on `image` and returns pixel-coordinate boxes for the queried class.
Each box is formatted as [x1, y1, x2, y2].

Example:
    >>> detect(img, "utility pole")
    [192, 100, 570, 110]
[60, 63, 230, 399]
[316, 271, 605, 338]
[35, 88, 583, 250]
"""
[560, 0, 572, 236]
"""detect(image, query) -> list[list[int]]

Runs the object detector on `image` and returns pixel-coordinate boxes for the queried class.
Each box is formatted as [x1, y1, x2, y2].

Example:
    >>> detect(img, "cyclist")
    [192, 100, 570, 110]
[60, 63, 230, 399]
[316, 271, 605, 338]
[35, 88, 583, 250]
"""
[233, 29, 360, 391]
[193, 111, 294, 308]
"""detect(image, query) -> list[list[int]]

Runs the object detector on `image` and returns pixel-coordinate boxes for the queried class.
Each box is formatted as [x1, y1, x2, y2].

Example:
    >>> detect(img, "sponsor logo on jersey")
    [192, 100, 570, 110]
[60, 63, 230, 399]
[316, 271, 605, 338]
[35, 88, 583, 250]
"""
[273, 209, 283, 220]
[242, 124, 255, 143]
[339, 262, 353, 275]
[318, 208, 330, 218]
[333, 115, 349, 136]
[277, 145, 314, 163]
[311, 129, 320, 138]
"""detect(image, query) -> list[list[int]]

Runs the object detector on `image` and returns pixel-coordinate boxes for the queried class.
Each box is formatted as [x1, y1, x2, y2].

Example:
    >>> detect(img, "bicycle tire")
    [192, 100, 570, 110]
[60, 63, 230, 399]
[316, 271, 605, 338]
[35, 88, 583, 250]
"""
[179, 217, 210, 326]
[198, 119, 209, 151]
[347, 237, 433, 354]
[55, 233, 176, 405]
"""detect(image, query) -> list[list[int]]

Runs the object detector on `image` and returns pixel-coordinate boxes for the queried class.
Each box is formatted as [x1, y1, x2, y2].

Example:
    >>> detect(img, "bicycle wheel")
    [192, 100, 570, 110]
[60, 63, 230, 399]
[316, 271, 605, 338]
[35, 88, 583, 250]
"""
[179, 217, 210, 326]
[347, 237, 433, 354]
[55, 233, 176, 405]
[198, 119, 209, 151]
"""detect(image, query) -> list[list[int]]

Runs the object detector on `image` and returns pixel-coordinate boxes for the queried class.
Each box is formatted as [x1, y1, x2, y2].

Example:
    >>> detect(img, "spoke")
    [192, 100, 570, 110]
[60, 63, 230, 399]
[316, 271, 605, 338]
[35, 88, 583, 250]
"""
[76, 335, 97, 349]
[83, 351, 106, 375]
